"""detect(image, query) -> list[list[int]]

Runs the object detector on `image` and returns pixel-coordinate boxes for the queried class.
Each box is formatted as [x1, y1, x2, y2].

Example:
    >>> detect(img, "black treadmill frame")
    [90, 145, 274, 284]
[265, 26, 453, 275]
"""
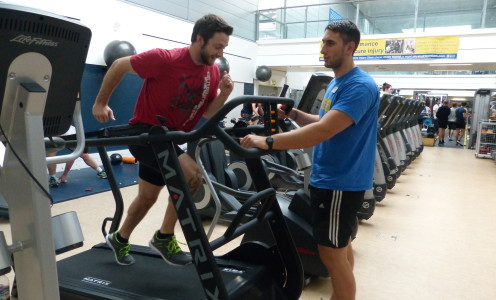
[59, 96, 304, 300]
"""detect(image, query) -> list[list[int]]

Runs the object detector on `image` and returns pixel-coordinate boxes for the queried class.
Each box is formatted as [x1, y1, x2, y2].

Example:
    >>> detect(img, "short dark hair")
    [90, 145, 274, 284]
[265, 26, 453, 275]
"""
[382, 82, 392, 92]
[191, 14, 233, 44]
[325, 20, 361, 53]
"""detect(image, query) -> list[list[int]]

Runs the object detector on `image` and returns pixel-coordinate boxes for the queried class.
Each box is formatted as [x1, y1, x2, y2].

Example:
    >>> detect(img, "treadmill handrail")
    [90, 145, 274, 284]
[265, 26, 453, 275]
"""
[45, 101, 85, 165]
[68, 96, 294, 157]
[195, 137, 223, 239]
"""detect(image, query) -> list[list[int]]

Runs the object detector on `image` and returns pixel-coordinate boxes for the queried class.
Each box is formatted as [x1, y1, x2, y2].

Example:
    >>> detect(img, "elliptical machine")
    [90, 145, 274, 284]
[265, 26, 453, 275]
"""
[241, 74, 364, 281]
[192, 74, 335, 281]
[228, 84, 307, 193]
[357, 94, 399, 219]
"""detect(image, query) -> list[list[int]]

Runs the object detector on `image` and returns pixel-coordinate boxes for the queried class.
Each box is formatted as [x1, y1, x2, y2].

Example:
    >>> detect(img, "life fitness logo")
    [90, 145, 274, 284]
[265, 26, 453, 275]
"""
[10, 35, 59, 47]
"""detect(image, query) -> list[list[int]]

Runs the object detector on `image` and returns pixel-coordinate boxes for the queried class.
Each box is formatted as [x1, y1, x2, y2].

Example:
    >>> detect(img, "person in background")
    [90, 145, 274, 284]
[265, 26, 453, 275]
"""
[382, 82, 393, 94]
[240, 102, 254, 120]
[47, 126, 107, 188]
[447, 103, 458, 141]
[455, 102, 468, 146]
[432, 98, 441, 134]
[435, 100, 451, 145]
[422, 103, 432, 118]
[241, 20, 379, 300]
[432, 99, 441, 119]
[92, 14, 234, 266]
[47, 151, 107, 187]
[252, 102, 265, 122]
[240, 102, 263, 125]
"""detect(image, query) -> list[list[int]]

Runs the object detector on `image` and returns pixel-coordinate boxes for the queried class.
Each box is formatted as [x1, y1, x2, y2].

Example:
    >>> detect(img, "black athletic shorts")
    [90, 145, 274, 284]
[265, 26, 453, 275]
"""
[129, 143, 185, 186]
[448, 121, 456, 130]
[309, 185, 364, 248]
[61, 135, 89, 153]
[438, 119, 448, 129]
[67, 146, 89, 153]
[456, 121, 466, 129]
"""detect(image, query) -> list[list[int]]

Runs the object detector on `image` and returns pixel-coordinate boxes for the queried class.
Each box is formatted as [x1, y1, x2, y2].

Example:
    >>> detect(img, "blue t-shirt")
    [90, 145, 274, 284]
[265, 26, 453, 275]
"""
[455, 107, 466, 123]
[310, 67, 379, 191]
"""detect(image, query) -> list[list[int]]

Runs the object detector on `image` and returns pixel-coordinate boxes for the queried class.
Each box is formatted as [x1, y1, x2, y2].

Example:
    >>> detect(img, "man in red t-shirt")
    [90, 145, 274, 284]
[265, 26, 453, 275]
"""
[93, 14, 233, 266]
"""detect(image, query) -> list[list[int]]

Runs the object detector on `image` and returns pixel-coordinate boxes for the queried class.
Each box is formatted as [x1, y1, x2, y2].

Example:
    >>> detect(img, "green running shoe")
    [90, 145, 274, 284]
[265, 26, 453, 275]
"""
[149, 232, 191, 266]
[105, 232, 135, 265]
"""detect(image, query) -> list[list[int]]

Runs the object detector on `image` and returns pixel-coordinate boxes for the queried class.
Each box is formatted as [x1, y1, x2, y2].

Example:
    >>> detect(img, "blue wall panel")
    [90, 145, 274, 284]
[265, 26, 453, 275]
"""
[78, 64, 143, 152]
[80, 64, 142, 133]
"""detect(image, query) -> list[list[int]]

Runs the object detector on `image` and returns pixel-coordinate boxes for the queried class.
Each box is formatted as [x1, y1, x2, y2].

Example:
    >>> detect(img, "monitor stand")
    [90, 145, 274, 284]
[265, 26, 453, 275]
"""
[0, 52, 59, 299]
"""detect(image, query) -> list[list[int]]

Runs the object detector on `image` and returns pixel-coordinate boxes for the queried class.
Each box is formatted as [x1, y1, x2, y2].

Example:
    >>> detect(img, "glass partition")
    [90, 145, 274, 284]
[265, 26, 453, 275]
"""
[487, 0, 496, 28]
[487, 7, 496, 28]
[356, 0, 417, 35]
[258, 0, 495, 40]
[258, 8, 284, 40]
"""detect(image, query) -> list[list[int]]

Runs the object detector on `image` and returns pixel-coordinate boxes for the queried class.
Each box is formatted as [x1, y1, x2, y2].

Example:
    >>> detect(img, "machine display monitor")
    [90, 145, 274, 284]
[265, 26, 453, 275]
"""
[0, 3, 91, 136]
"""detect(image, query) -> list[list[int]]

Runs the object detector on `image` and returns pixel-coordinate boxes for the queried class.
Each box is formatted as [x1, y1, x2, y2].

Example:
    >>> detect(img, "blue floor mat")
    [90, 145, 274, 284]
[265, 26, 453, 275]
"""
[50, 163, 139, 203]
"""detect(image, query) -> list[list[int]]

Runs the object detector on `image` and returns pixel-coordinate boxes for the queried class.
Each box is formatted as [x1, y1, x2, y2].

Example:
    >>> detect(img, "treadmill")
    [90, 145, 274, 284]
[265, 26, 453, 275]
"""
[58, 96, 305, 300]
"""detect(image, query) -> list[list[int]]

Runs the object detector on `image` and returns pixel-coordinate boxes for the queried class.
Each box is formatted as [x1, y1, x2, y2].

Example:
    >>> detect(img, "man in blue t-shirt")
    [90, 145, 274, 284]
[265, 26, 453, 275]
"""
[241, 21, 379, 300]
[455, 102, 468, 146]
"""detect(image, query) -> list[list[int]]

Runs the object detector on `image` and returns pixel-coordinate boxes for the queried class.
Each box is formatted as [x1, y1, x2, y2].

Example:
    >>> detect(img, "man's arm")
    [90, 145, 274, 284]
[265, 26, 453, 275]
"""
[240, 109, 353, 150]
[285, 108, 320, 127]
[203, 71, 234, 119]
[93, 56, 137, 123]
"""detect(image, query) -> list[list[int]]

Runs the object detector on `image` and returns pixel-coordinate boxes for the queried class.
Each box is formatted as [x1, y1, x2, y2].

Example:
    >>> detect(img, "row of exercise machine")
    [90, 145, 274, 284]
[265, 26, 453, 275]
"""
[0, 4, 424, 299]
[359, 86, 425, 218]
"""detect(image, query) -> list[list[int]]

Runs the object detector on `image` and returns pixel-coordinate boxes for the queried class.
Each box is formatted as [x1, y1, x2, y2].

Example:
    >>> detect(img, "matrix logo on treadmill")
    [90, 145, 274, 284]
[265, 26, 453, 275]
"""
[10, 35, 59, 47]
[82, 276, 111, 286]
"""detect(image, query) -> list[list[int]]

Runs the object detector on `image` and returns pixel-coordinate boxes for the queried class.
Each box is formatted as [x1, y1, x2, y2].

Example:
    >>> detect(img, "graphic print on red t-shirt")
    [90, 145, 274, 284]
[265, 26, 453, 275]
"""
[171, 72, 211, 129]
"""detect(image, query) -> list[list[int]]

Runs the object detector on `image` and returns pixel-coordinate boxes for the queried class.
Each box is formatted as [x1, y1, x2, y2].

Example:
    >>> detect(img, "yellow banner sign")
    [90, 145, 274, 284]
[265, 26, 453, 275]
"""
[320, 36, 459, 61]
[354, 36, 459, 60]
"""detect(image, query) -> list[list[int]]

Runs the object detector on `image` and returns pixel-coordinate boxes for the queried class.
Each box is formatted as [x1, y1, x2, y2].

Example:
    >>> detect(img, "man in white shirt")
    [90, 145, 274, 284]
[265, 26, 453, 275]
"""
[432, 99, 441, 119]
[432, 99, 441, 133]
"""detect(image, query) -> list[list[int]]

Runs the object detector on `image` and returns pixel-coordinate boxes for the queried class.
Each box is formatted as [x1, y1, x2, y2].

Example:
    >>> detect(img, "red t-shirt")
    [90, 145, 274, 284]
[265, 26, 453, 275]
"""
[129, 47, 220, 132]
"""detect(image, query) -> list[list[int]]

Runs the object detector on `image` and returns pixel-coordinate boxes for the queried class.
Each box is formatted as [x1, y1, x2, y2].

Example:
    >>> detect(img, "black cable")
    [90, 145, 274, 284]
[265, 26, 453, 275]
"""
[0, 122, 54, 206]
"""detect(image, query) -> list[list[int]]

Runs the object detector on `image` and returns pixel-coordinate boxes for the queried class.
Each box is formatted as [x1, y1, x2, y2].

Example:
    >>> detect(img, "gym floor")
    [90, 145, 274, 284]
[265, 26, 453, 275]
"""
[1, 145, 495, 299]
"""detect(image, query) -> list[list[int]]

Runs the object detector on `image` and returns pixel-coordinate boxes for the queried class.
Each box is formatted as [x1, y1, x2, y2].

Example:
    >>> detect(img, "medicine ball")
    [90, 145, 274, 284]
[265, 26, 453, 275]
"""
[103, 40, 137, 66]
[214, 56, 230, 75]
[110, 153, 123, 165]
[255, 65, 272, 82]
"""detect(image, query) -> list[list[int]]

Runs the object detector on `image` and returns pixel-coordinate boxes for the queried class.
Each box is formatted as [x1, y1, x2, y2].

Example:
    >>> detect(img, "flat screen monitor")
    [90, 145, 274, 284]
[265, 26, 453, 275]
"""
[0, 3, 91, 136]
[297, 73, 332, 114]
